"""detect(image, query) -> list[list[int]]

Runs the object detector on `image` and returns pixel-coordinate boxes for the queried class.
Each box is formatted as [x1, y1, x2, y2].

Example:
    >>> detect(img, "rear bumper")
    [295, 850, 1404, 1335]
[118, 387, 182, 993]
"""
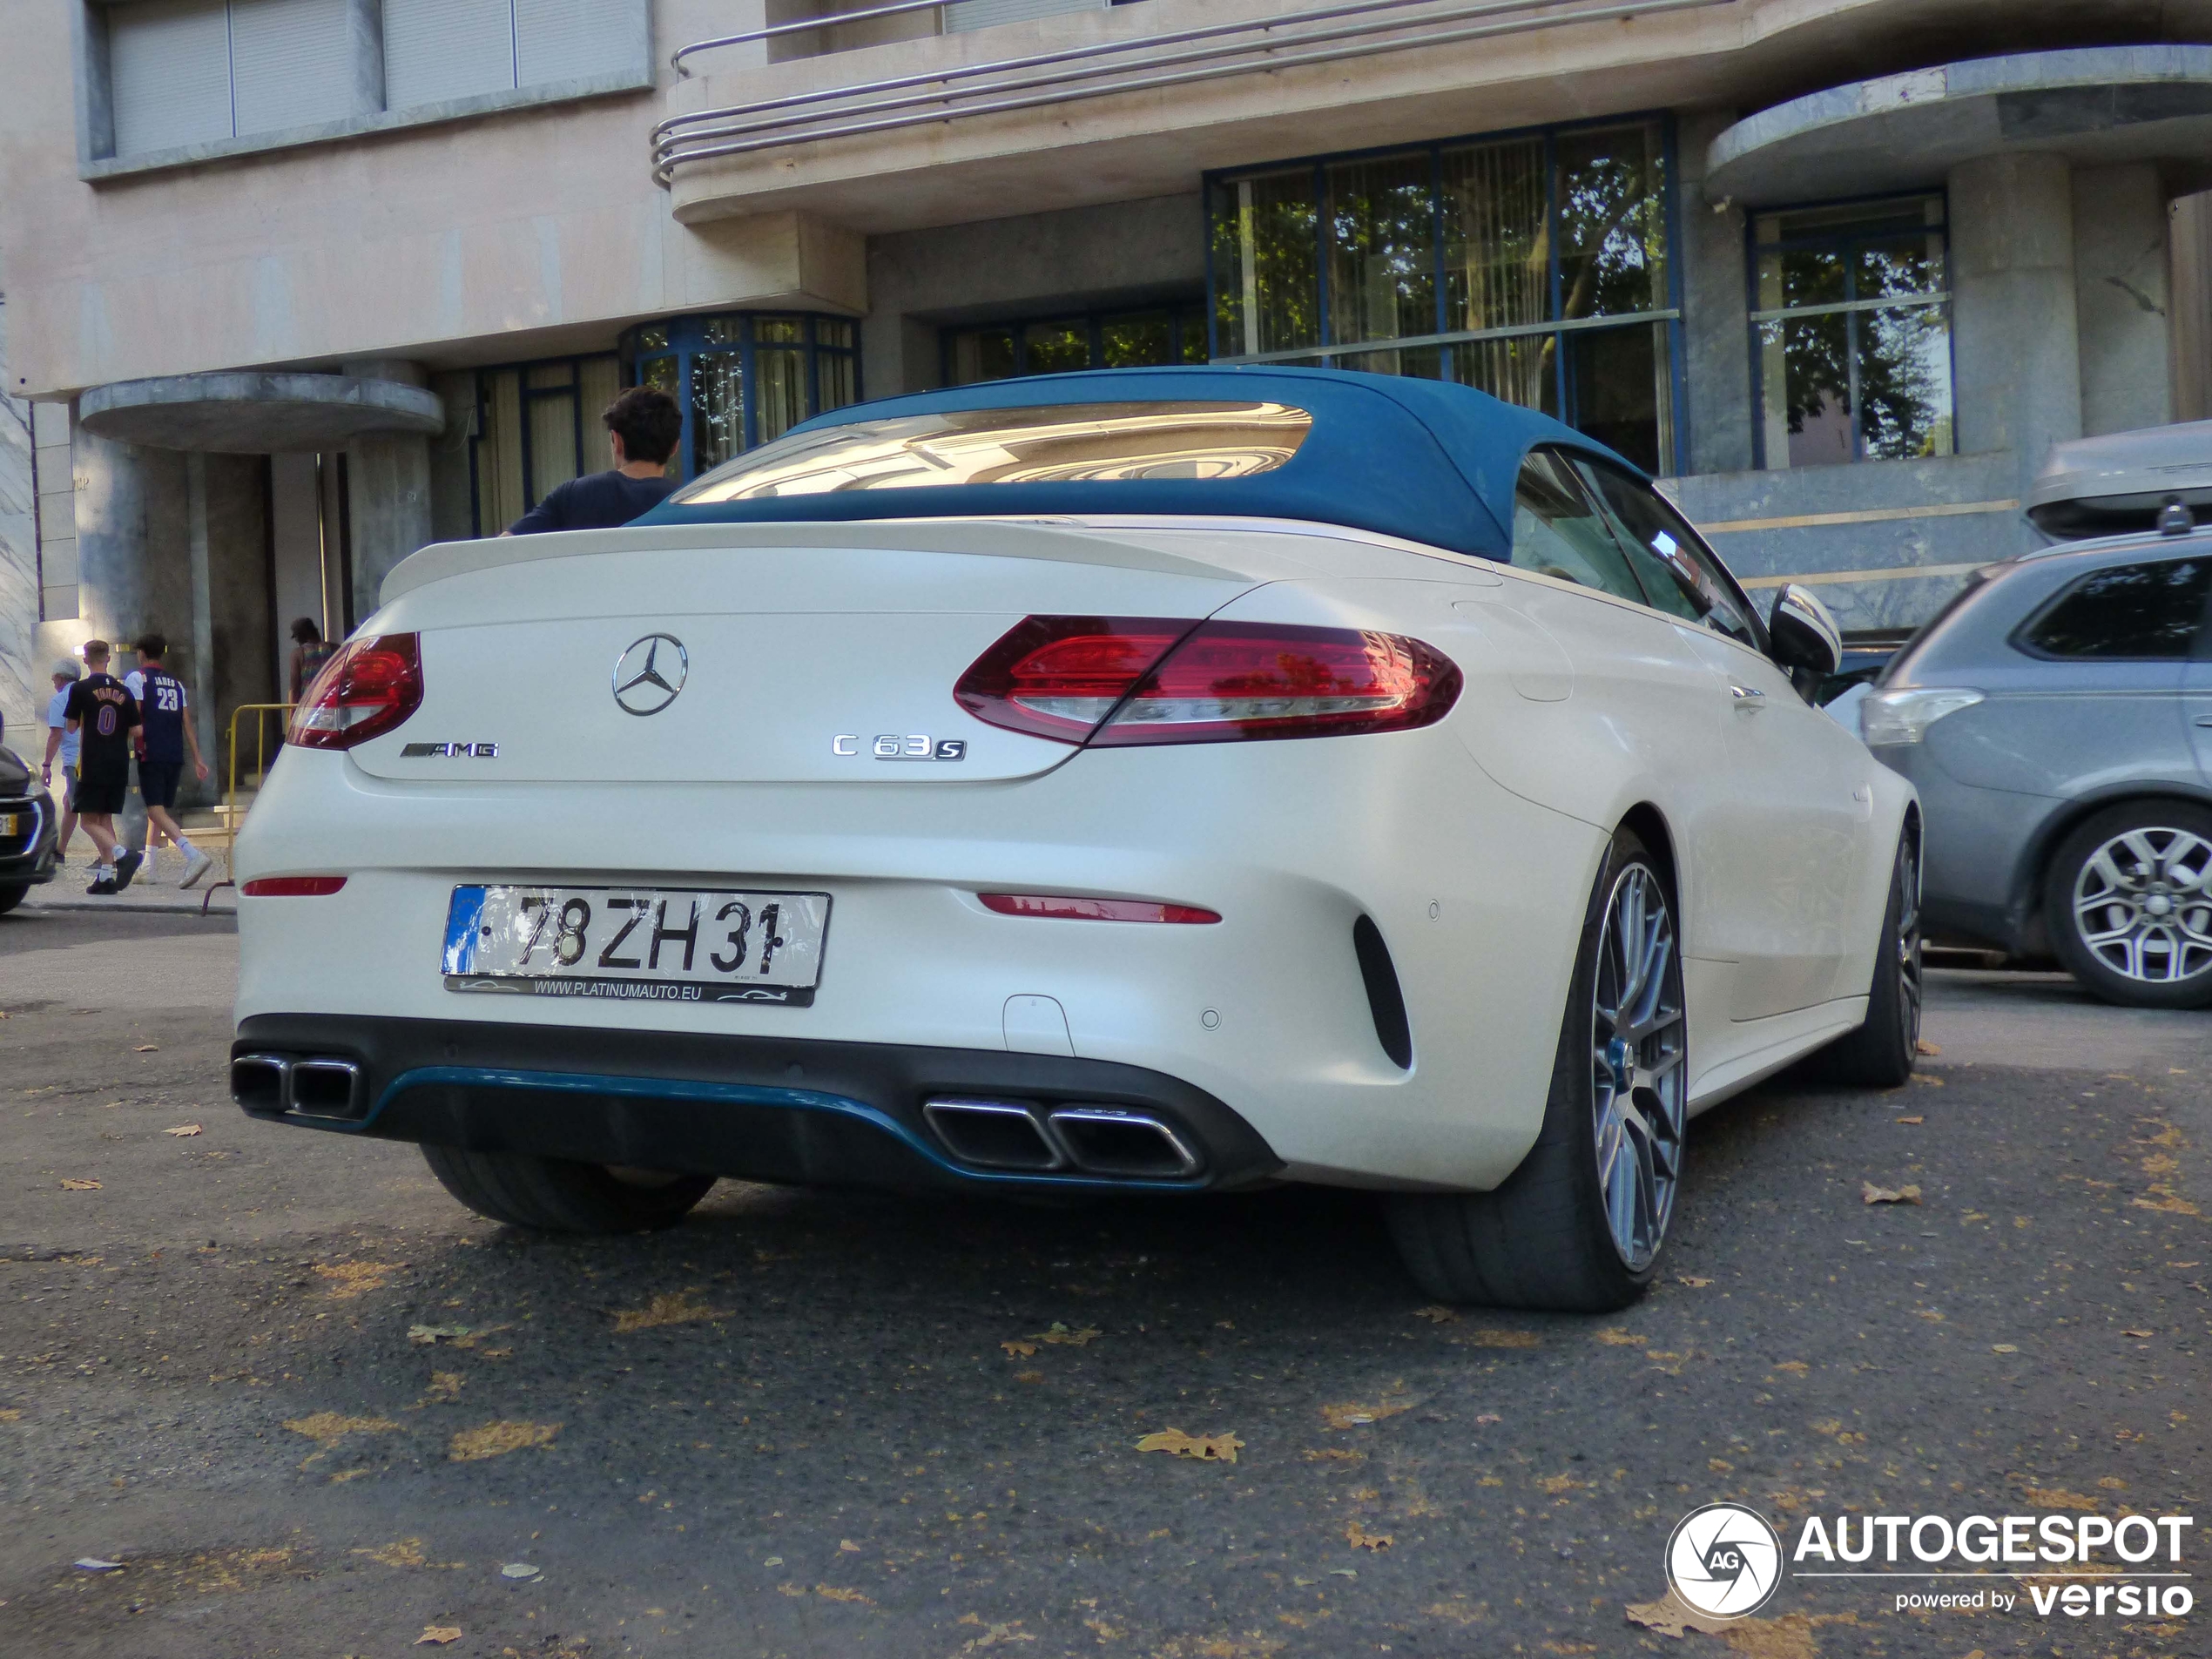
[231, 1013, 1284, 1195]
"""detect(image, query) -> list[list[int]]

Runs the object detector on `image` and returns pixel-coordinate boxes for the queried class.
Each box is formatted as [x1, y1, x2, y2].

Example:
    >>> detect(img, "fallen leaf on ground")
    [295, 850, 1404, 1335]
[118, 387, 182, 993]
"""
[1029, 1322, 1100, 1346]
[1910, 1074, 1945, 1088]
[1992, 1344, 2020, 1354]
[426, 1372, 463, 1401]
[1676, 1276, 1713, 1288]
[164, 1124, 203, 1137]
[1595, 1328, 1646, 1346]
[1535, 1472, 1587, 1494]
[956, 1619, 1032, 1649]
[500, 1562, 540, 1580]
[314, 1262, 399, 1299]
[1001, 1340, 1037, 1358]
[1915, 1039, 1940, 1055]
[1013, 1369, 1043, 1384]
[1345, 1522, 1393, 1551]
[1322, 1399, 1414, 1429]
[448, 1420, 560, 1462]
[1474, 1413, 1502, 1425]
[815, 1584, 872, 1604]
[134, 1044, 158, 1053]
[1626, 1593, 1825, 1658]
[839, 1540, 860, 1553]
[1861, 1182, 1922, 1205]
[1411, 1305, 1460, 1323]
[1136, 1427, 1243, 1462]
[415, 1628, 461, 1647]
[284, 1413, 400, 1448]
[408, 1325, 475, 1346]
[2122, 1329, 2155, 1339]
[611, 1291, 732, 1333]
[1894, 1116, 1924, 1126]
[353, 1540, 428, 1568]
[59, 1178, 102, 1190]
[2024, 1487, 2099, 1510]
[1304, 1448, 1363, 1460]
[1458, 1327, 1541, 1349]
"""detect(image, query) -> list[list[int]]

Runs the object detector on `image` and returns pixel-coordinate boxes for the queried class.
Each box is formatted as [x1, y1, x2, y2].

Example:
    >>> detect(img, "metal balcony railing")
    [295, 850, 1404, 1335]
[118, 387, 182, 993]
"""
[653, 0, 1735, 185]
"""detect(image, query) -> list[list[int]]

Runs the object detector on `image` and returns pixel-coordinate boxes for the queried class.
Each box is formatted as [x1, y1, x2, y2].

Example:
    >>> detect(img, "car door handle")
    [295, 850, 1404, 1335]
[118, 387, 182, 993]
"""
[1730, 685, 1767, 710]
[2197, 715, 2212, 727]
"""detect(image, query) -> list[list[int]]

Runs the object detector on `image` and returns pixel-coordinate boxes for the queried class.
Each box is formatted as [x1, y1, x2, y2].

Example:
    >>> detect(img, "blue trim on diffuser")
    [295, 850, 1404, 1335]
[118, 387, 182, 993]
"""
[352, 1064, 1207, 1194]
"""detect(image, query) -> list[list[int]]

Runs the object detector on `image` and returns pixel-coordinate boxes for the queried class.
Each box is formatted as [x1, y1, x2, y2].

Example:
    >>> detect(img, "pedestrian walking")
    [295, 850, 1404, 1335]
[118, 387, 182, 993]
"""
[503, 388, 681, 533]
[125, 634, 214, 890]
[63, 640, 141, 895]
[289, 618, 338, 704]
[37, 658, 82, 862]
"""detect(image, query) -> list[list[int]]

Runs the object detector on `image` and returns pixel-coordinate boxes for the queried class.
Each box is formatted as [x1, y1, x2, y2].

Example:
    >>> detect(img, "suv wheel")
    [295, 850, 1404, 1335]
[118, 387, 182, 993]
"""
[2044, 801, 2212, 1008]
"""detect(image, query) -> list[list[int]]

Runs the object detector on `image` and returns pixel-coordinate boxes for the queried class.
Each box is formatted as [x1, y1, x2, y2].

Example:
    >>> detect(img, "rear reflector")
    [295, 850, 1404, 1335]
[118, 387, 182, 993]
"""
[241, 876, 347, 897]
[980, 894, 1220, 924]
[288, 633, 423, 750]
[954, 617, 1459, 746]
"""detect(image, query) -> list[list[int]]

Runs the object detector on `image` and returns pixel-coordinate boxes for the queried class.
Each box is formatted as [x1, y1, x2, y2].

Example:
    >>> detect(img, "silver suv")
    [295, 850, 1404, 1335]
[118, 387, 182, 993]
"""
[1864, 525, 2212, 1008]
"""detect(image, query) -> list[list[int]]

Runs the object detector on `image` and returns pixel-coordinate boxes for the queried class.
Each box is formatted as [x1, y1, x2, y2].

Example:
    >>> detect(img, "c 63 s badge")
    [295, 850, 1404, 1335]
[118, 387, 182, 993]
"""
[401, 741, 500, 758]
[833, 735, 967, 762]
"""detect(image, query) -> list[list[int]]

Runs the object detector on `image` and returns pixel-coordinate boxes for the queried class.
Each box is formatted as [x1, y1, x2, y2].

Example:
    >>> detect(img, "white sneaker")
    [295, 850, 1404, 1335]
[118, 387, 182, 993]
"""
[179, 847, 214, 890]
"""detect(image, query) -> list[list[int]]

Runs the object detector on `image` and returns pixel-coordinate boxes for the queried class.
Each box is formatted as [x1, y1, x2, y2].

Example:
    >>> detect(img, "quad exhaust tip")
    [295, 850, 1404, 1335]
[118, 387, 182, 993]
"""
[232, 1053, 368, 1121]
[922, 1097, 1202, 1180]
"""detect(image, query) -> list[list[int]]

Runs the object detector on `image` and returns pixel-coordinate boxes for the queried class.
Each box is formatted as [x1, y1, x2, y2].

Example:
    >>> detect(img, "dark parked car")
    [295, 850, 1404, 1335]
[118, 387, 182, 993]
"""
[1863, 523, 2212, 1008]
[0, 745, 63, 914]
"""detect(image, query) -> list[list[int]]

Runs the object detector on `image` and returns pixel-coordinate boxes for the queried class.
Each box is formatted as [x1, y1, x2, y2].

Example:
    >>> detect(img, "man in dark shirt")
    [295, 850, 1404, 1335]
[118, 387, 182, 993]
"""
[505, 387, 682, 534]
[63, 639, 143, 895]
[127, 633, 215, 890]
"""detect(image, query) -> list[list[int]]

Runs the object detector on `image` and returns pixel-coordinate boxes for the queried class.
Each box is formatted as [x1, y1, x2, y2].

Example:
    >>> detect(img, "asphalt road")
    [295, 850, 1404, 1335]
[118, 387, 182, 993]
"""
[1, 912, 2205, 1658]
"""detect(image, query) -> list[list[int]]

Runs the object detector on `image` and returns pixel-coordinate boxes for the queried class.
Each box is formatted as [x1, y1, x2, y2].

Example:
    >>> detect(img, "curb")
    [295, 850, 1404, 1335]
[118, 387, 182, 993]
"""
[20, 893, 237, 917]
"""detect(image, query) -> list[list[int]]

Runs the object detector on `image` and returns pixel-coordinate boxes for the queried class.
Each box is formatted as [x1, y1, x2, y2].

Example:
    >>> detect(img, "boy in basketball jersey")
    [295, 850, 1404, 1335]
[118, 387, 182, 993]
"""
[127, 634, 214, 890]
[63, 640, 142, 895]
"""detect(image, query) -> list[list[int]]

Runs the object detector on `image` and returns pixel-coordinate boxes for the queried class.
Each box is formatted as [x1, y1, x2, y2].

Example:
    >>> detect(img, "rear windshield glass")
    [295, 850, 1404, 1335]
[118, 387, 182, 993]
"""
[671, 401, 1312, 503]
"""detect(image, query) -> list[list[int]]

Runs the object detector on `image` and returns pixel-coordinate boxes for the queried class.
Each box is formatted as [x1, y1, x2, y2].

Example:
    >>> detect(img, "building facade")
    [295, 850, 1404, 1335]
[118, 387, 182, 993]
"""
[4, 0, 2212, 779]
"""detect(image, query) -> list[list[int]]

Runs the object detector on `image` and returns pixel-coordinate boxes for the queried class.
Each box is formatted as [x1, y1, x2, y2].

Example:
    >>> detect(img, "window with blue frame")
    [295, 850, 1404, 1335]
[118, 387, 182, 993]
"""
[1751, 195, 1955, 469]
[622, 314, 861, 480]
[943, 301, 1209, 385]
[1207, 118, 1682, 475]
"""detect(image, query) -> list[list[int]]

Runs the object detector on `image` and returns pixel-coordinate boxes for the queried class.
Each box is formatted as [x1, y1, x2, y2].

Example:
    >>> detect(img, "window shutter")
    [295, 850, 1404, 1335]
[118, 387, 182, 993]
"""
[944, 0, 1108, 34]
[229, 0, 356, 137]
[513, 0, 641, 88]
[382, 0, 516, 111]
[110, 0, 233, 158]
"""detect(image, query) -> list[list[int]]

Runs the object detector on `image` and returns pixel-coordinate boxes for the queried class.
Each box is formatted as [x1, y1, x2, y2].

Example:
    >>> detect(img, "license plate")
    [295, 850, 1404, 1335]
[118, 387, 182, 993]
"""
[442, 886, 830, 1007]
[0, 813, 19, 838]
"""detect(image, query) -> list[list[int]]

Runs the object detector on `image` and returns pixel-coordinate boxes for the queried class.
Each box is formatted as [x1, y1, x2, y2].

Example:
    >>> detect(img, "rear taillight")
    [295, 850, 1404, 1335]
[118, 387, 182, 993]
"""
[241, 876, 347, 897]
[954, 617, 1460, 746]
[288, 634, 422, 749]
[979, 894, 1221, 924]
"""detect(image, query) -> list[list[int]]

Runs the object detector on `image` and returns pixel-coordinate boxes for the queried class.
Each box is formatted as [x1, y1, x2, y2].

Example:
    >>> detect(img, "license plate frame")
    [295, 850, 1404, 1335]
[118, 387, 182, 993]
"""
[442, 885, 830, 1007]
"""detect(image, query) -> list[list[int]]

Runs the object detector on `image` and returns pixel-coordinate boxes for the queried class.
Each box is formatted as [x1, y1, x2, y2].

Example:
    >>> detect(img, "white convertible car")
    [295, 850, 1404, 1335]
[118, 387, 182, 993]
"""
[232, 368, 1919, 1312]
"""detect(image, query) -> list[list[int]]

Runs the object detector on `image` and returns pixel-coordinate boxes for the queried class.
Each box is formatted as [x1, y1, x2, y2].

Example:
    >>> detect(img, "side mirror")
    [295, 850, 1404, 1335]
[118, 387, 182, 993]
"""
[1768, 583, 1843, 685]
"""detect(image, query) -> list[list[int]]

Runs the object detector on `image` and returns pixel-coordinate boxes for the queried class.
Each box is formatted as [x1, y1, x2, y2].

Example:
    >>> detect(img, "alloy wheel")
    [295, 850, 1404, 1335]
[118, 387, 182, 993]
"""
[1589, 863, 1688, 1272]
[2071, 827, 2212, 986]
[1896, 836, 1925, 1049]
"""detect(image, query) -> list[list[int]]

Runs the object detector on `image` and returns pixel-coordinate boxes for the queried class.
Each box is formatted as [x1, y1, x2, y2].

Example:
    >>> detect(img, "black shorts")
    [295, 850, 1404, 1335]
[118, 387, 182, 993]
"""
[138, 761, 183, 810]
[77, 769, 128, 816]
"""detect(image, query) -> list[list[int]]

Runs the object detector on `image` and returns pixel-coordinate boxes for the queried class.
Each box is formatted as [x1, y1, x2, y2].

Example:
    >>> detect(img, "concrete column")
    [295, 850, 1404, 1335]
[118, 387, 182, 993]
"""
[339, 360, 435, 623]
[185, 455, 219, 792]
[1676, 109, 1755, 477]
[1947, 152, 2081, 486]
[2074, 164, 2174, 437]
[71, 425, 192, 648]
[344, 434, 433, 624]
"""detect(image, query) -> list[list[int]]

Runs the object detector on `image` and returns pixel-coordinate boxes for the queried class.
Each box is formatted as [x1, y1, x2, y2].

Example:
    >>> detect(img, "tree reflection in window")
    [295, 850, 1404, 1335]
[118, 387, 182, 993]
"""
[1754, 197, 1954, 469]
[1207, 120, 1678, 474]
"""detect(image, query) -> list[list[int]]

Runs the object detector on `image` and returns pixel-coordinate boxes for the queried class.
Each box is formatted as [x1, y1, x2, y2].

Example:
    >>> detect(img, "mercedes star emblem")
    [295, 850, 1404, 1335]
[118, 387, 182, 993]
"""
[612, 633, 688, 716]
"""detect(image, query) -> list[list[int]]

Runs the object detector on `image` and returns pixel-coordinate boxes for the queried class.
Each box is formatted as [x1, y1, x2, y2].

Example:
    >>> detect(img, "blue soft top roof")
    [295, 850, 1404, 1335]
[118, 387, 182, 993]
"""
[631, 365, 1628, 559]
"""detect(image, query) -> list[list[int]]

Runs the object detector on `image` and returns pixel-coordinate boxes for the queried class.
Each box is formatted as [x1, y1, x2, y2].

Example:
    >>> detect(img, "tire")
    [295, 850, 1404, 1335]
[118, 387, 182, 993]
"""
[1387, 826, 1687, 1312]
[2043, 801, 2212, 1009]
[420, 1143, 714, 1233]
[1810, 829, 1922, 1088]
[0, 883, 27, 917]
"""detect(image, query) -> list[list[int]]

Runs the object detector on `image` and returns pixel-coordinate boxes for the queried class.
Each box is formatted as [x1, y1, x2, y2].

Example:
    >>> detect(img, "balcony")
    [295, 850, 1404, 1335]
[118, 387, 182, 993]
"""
[652, 0, 1744, 230]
